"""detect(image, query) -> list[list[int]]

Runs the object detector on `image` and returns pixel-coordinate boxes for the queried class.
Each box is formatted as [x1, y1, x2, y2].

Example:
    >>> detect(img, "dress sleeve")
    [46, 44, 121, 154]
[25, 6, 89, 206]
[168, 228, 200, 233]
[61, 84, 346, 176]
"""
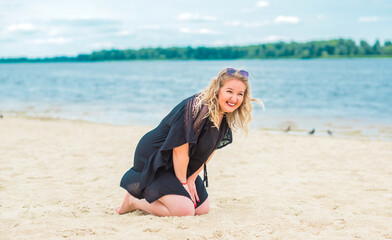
[160, 96, 198, 151]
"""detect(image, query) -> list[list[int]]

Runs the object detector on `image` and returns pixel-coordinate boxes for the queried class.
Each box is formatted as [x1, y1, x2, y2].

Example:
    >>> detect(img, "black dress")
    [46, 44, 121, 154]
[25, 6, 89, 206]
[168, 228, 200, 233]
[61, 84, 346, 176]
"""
[120, 94, 232, 208]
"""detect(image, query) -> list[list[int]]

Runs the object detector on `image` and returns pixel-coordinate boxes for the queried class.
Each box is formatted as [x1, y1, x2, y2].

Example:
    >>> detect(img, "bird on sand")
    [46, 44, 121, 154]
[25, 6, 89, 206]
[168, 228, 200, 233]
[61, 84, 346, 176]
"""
[308, 128, 315, 135]
[327, 130, 333, 136]
[284, 125, 291, 132]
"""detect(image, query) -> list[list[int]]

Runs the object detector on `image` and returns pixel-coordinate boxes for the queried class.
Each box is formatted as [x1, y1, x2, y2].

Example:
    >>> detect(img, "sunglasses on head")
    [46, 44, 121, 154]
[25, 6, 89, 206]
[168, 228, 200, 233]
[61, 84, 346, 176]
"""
[226, 68, 249, 78]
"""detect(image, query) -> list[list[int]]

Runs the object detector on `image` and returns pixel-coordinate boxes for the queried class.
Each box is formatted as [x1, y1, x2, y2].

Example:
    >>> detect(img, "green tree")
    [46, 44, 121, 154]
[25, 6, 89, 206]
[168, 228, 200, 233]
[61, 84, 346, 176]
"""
[373, 40, 381, 54]
[360, 40, 374, 55]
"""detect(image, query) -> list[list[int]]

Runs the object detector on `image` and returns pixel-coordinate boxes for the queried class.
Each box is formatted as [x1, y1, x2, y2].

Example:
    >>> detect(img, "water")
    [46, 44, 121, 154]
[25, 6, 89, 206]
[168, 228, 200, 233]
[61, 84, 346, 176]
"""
[1, 59, 391, 139]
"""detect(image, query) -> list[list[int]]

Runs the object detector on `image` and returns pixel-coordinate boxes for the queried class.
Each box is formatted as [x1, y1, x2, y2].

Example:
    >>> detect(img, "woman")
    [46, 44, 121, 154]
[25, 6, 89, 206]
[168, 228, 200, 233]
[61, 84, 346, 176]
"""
[117, 67, 258, 216]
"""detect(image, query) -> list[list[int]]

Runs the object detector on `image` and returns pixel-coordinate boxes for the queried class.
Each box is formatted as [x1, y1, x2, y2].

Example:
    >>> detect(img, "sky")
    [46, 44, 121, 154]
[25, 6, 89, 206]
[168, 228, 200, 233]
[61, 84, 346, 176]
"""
[0, 0, 391, 58]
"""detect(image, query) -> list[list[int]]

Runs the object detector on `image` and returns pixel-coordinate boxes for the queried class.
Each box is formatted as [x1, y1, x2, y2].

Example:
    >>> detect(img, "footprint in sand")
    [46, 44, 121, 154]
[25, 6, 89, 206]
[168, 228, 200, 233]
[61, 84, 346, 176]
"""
[62, 228, 95, 238]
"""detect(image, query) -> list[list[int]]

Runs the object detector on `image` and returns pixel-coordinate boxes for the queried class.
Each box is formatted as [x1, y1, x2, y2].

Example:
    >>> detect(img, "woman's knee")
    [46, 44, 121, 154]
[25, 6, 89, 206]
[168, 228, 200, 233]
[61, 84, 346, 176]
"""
[159, 195, 195, 216]
[172, 205, 195, 216]
[195, 198, 209, 215]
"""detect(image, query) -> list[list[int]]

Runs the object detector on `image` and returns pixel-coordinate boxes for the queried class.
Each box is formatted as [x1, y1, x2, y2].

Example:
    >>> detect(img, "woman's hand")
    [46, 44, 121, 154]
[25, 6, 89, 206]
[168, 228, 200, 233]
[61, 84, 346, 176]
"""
[183, 178, 199, 207]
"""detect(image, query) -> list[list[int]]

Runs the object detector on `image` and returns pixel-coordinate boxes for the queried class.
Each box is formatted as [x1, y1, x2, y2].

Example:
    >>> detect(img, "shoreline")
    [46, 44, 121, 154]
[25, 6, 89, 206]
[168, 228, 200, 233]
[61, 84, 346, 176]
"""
[1, 56, 391, 64]
[2, 112, 391, 142]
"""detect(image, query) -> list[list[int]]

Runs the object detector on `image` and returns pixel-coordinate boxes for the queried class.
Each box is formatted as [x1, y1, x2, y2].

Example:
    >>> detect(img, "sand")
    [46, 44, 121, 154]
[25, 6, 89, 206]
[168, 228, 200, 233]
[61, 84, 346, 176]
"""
[1, 116, 391, 240]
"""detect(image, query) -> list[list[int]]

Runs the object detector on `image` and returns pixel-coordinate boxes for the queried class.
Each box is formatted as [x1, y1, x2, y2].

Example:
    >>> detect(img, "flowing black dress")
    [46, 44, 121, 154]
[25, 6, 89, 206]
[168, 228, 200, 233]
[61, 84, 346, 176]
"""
[120, 94, 232, 208]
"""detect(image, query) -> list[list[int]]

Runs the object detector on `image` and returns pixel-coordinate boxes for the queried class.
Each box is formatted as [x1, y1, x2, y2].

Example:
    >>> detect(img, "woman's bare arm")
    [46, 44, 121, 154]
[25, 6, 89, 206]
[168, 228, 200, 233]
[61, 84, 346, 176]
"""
[172, 143, 189, 184]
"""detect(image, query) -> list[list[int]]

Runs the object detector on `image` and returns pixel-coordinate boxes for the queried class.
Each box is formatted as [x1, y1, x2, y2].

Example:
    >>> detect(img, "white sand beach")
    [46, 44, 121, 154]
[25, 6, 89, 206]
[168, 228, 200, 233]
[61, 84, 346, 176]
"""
[1, 116, 391, 239]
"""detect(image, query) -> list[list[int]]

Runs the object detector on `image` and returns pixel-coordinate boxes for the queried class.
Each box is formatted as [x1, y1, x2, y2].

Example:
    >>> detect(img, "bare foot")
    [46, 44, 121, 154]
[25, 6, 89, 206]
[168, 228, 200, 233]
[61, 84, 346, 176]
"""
[116, 192, 137, 215]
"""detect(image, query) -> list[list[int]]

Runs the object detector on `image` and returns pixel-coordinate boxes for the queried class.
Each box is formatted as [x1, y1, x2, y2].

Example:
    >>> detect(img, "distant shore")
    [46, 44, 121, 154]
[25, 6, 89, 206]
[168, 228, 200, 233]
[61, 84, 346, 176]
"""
[1, 55, 391, 64]
[1, 38, 391, 63]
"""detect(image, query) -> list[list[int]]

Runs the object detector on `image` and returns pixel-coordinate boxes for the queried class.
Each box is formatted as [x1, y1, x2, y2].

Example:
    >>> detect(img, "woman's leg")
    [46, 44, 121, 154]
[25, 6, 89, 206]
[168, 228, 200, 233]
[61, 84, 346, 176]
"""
[158, 194, 195, 216]
[116, 192, 195, 216]
[195, 198, 210, 215]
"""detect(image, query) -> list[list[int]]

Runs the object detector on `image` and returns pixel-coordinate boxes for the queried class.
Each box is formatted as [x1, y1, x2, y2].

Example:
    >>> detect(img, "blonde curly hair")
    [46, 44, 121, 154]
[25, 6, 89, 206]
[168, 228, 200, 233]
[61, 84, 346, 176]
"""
[197, 68, 263, 134]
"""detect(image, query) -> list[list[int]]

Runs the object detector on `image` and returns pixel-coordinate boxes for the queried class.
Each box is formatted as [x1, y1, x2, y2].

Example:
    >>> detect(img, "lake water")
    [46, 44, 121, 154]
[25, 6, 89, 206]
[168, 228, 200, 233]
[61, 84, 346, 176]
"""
[1, 59, 391, 139]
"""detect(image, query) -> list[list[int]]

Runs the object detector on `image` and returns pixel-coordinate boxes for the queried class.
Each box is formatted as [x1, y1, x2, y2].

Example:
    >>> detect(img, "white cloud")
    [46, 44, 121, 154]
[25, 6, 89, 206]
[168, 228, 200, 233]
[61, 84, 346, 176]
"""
[317, 14, 326, 20]
[199, 28, 217, 34]
[137, 25, 162, 30]
[32, 37, 71, 44]
[226, 17, 302, 27]
[245, 21, 270, 27]
[263, 35, 288, 42]
[179, 27, 218, 35]
[274, 16, 300, 24]
[48, 29, 60, 36]
[225, 20, 270, 27]
[177, 12, 217, 21]
[179, 28, 192, 34]
[358, 16, 380, 22]
[6, 23, 37, 32]
[257, 1, 270, 8]
[50, 18, 120, 26]
[116, 30, 133, 36]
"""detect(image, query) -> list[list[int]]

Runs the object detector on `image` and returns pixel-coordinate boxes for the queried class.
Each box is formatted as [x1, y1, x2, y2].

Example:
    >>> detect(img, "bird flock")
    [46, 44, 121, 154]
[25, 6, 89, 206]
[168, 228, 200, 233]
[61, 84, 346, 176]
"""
[284, 125, 333, 136]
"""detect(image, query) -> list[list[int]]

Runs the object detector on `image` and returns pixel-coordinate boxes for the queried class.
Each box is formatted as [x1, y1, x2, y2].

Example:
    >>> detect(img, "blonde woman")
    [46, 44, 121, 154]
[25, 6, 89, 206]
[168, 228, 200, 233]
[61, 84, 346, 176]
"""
[117, 67, 259, 216]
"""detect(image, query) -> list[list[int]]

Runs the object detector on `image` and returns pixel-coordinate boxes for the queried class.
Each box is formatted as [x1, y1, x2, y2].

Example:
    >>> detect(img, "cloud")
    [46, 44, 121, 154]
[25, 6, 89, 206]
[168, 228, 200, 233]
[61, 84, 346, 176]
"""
[115, 30, 133, 36]
[226, 16, 300, 28]
[317, 14, 326, 20]
[31, 37, 71, 44]
[49, 18, 120, 27]
[137, 25, 162, 30]
[6, 23, 37, 32]
[177, 12, 217, 22]
[179, 28, 192, 33]
[256, 1, 270, 8]
[47, 29, 61, 36]
[199, 28, 218, 34]
[358, 16, 380, 22]
[43, 18, 124, 38]
[274, 16, 300, 24]
[225, 20, 270, 27]
[179, 27, 218, 35]
[263, 35, 288, 42]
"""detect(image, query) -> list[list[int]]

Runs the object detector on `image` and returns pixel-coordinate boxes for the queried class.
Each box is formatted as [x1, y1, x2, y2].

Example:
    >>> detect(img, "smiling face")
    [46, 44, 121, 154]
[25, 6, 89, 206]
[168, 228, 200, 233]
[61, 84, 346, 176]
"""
[218, 78, 246, 114]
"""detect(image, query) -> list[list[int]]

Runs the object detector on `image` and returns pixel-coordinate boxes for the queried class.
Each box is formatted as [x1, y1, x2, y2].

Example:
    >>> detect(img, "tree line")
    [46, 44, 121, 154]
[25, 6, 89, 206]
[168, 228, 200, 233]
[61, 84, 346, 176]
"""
[1, 39, 391, 63]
